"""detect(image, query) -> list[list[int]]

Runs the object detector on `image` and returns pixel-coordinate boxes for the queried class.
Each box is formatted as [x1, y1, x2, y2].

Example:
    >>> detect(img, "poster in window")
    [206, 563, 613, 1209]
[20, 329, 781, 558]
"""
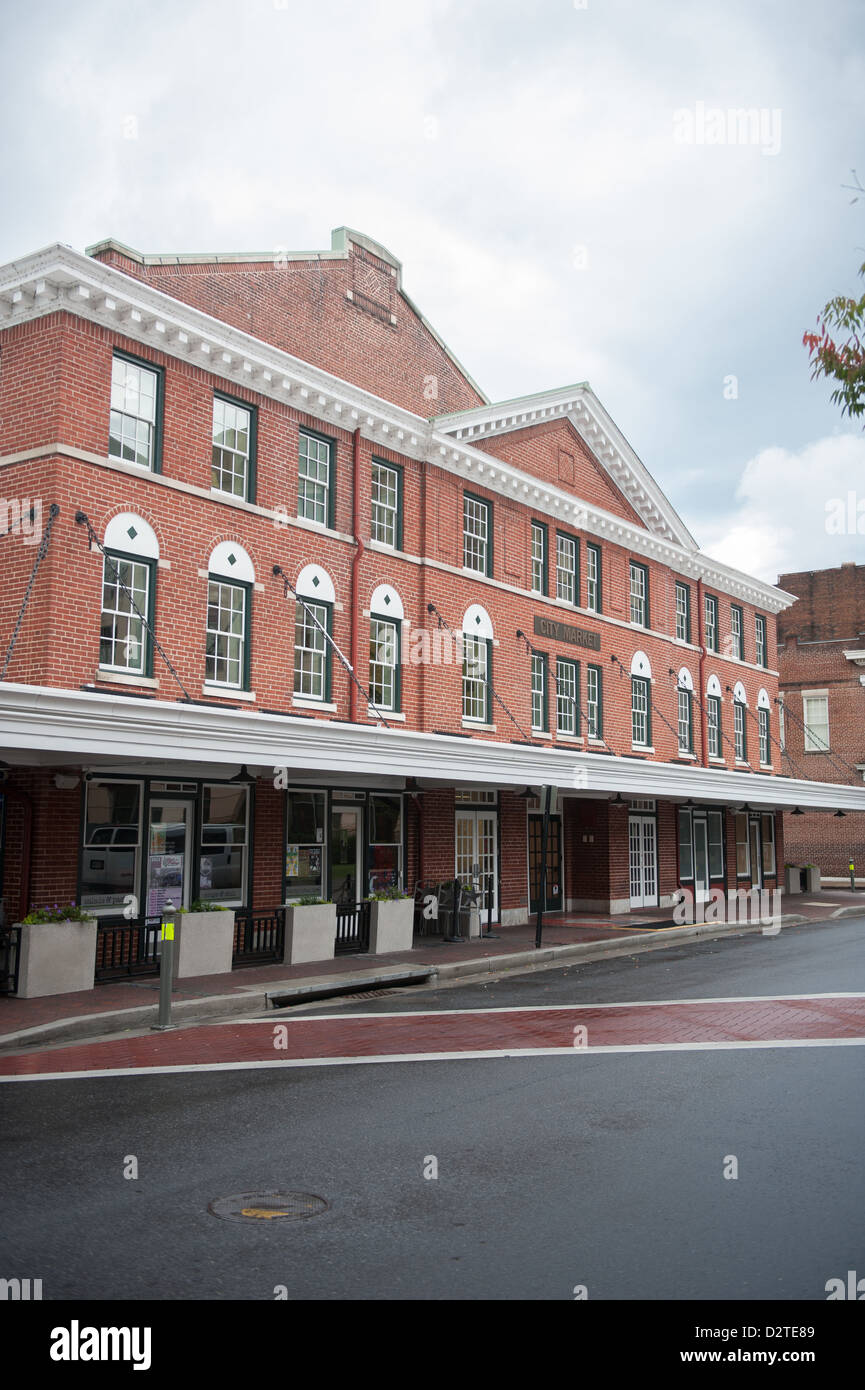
[285, 845, 299, 877]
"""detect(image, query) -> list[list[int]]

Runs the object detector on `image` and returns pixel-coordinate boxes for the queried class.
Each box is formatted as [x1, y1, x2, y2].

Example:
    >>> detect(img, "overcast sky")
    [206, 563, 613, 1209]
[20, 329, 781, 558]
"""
[2, 0, 863, 584]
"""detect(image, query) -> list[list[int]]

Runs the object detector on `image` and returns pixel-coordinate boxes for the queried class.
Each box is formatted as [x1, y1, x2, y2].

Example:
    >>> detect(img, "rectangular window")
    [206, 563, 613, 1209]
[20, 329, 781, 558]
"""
[677, 687, 693, 753]
[369, 616, 399, 712]
[109, 353, 160, 471]
[298, 430, 332, 527]
[707, 694, 721, 758]
[556, 658, 578, 736]
[586, 664, 602, 739]
[707, 811, 724, 879]
[586, 543, 601, 613]
[731, 605, 743, 660]
[99, 553, 152, 675]
[531, 653, 547, 732]
[761, 813, 776, 876]
[556, 532, 578, 604]
[803, 694, 830, 752]
[200, 783, 249, 906]
[629, 561, 649, 627]
[206, 581, 248, 689]
[735, 813, 750, 876]
[675, 582, 691, 643]
[294, 600, 330, 701]
[212, 395, 254, 500]
[631, 676, 650, 746]
[463, 494, 491, 575]
[531, 522, 547, 595]
[371, 461, 401, 548]
[462, 634, 490, 722]
[705, 594, 718, 652]
[369, 793, 403, 894]
[678, 809, 694, 880]
[80, 779, 142, 910]
[759, 707, 770, 764]
[779, 694, 786, 751]
[284, 789, 326, 900]
[734, 701, 746, 760]
[755, 615, 767, 668]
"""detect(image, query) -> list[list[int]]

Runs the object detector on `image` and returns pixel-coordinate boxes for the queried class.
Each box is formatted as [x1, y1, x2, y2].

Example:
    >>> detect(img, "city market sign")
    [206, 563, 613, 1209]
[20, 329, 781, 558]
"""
[533, 616, 601, 650]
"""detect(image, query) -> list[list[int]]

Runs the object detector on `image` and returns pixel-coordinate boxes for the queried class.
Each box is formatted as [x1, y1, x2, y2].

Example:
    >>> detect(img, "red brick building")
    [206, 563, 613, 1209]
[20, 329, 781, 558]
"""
[778, 562, 865, 880]
[1, 226, 862, 966]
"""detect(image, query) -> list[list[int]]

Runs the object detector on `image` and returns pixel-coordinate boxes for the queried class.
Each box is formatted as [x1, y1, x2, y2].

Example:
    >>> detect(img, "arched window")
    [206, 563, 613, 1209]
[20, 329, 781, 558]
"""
[677, 667, 694, 754]
[462, 606, 493, 724]
[99, 514, 159, 676]
[706, 675, 723, 758]
[630, 651, 652, 747]
[369, 585, 404, 714]
[205, 543, 255, 690]
[293, 565, 335, 704]
[757, 688, 771, 766]
[733, 681, 748, 761]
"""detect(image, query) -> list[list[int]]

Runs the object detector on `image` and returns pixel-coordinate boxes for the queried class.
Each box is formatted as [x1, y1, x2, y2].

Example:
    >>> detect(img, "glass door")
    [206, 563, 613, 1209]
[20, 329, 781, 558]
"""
[528, 814, 563, 913]
[629, 814, 658, 908]
[331, 806, 362, 904]
[693, 818, 710, 902]
[146, 798, 194, 915]
[748, 818, 763, 890]
[455, 810, 498, 920]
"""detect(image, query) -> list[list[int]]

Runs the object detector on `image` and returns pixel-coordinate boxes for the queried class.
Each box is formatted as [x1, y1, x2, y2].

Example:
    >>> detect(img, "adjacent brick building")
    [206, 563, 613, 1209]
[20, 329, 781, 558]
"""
[1, 226, 863, 979]
[778, 562, 865, 879]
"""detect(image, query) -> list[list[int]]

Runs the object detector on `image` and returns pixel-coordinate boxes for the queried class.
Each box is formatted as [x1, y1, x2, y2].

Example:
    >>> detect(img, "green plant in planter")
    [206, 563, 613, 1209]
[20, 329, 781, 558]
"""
[296, 896, 330, 906]
[368, 885, 410, 901]
[180, 900, 226, 913]
[21, 902, 95, 924]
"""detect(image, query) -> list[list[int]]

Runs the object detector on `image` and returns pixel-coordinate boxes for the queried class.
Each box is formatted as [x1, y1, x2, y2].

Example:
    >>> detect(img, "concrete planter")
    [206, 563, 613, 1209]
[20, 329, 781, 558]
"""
[175, 910, 235, 979]
[804, 866, 821, 893]
[784, 866, 802, 895]
[15, 918, 98, 998]
[369, 897, 414, 954]
[284, 902, 336, 965]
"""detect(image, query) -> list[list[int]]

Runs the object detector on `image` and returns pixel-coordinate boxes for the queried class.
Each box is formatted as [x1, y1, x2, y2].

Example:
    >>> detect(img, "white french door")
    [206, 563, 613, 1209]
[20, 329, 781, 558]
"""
[629, 814, 658, 909]
[455, 810, 498, 920]
[693, 818, 710, 903]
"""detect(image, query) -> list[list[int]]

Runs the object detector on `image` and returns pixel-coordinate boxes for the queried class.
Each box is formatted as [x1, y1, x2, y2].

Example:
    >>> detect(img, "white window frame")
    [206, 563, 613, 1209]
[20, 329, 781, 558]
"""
[556, 534, 577, 605]
[531, 522, 546, 595]
[371, 461, 399, 548]
[205, 580, 247, 690]
[556, 658, 578, 735]
[463, 495, 491, 575]
[802, 692, 830, 752]
[462, 634, 489, 722]
[294, 599, 330, 701]
[629, 562, 648, 627]
[369, 614, 399, 712]
[211, 396, 252, 499]
[586, 543, 600, 613]
[109, 355, 158, 470]
[675, 582, 690, 642]
[531, 653, 546, 731]
[298, 431, 331, 526]
[99, 552, 151, 675]
[632, 676, 649, 746]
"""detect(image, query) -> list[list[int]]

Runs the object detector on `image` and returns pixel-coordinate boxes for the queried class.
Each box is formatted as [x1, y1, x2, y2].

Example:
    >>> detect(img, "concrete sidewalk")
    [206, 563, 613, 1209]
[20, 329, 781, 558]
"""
[1, 892, 862, 1053]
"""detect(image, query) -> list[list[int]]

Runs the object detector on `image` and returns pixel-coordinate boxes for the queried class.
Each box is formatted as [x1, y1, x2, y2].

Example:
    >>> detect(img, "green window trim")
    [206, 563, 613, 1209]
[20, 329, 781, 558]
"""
[704, 594, 718, 652]
[212, 388, 257, 504]
[370, 458, 404, 551]
[369, 611, 402, 713]
[631, 675, 652, 746]
[755, 614, 768, 668]
[587, 663, 603, 739]
[531, 520, 548, 596]
[298, 425, 336, 530]
[586, 542, 602, 613]
[555, 531, 580, 606]
[531, 651, 548, 732]
[675, 581, 691, 644]
[110, 348, 164, 474]
[99, 547, 156, 679]
[555, 657, 580, 736]
[206, 575, 252, 692]
[677, 687, 694, 753]
[707, 694, 722, 757]
[731, 604, 744, 661]
[629, 560, 650, 628]
[462, 633, 492, 722]
[463, 492, 493, 577]
[293, 597, 333, 703]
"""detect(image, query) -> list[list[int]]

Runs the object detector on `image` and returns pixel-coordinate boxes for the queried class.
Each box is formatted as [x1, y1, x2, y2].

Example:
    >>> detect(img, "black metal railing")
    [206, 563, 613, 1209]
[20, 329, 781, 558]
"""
[232, 908, 285, 968]
[0, 925, 21, 995]
[94, 916, 162, 983]
[334, 900, 371, 955]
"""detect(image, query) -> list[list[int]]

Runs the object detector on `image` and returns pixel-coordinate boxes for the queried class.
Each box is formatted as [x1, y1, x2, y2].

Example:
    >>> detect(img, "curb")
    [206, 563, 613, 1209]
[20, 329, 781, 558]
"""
[0, 907, 857, 1053]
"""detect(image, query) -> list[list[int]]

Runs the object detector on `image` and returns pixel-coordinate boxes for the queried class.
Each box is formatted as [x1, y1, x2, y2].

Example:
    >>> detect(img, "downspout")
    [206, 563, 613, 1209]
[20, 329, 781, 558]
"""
[2, 784, 33, 924]
[696, 577, 708, 767]
[349, 427, 363, 723]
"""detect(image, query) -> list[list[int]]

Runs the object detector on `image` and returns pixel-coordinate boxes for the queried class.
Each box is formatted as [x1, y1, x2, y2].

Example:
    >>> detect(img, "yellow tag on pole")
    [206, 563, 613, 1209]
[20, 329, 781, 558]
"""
[850, 863, 855, 874]
[162, 921, 174, 941]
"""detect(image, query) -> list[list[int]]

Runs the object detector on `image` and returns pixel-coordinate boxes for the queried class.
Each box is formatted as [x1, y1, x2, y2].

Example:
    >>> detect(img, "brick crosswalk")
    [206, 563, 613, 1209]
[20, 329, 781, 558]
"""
[1, 994, 864, 1080]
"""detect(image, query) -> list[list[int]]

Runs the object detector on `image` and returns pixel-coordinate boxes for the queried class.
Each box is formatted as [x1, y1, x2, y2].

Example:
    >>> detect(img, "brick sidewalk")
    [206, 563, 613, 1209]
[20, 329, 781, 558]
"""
[1, 892, 860, 1047]
[2, 995, 864, 1077]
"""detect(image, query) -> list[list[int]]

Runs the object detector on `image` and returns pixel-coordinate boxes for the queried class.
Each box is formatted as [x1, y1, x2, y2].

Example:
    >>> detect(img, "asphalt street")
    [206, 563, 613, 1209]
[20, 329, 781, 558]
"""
[1, 918, 863, 1301]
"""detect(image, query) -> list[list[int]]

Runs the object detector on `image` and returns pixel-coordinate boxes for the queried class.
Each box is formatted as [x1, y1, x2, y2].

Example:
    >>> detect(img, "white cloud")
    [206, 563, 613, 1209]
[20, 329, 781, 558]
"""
[697, 433, 865, 582]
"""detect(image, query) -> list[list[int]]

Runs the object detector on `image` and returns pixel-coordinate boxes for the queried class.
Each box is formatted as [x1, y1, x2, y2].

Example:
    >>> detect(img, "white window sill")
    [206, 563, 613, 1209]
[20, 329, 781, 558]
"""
[96, 669, 159, 689]
[462, 719, 496, 732]
[677, 752, 697, 761]
[588, 737, 605, 746]
[631, 745, 655, 754]
[735, 759, 749, 767]
[293, 697, 336, 712]
[368, 707, 405, 721]
[203, 683, 255, 701]
[708, 756, 726, 766]
[760, 762, 774, 771]
[556, 733, 583, 743]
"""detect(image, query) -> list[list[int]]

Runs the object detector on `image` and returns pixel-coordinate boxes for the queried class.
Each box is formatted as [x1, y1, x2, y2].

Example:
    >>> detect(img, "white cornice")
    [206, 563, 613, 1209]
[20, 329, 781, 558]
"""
[0, 244, 792, 614]
[2, 683, 865, 812]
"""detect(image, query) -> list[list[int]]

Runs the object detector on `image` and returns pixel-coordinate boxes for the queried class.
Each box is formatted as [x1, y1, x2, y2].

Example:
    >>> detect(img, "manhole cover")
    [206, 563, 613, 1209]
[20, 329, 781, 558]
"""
[208, 1192, 328, 1222]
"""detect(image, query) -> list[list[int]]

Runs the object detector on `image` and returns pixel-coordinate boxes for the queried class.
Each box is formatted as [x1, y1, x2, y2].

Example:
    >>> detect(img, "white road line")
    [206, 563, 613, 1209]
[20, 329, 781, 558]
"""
[220, 991, 865, 1025]
[2, 1035, 865, 1082]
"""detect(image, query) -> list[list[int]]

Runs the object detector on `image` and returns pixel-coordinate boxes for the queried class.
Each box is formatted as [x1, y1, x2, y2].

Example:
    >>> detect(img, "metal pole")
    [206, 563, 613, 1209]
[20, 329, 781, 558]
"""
[153, 900, 176, 1031]
[850, 860, 856, 893]
[535, 786, 552, 949]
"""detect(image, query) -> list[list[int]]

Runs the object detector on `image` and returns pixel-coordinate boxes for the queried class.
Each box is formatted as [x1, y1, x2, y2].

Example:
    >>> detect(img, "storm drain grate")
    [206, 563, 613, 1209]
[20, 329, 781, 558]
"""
[209, 1192, 329, 1222]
